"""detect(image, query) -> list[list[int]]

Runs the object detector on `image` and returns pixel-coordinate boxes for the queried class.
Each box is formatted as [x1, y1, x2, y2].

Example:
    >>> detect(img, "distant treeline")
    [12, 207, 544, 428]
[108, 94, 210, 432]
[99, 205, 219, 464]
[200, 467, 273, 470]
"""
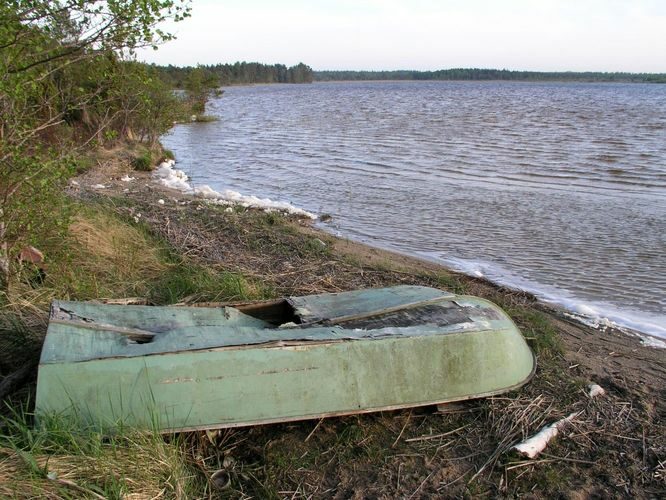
[154, 62, 314, 87]
[314, 68, 666, 83]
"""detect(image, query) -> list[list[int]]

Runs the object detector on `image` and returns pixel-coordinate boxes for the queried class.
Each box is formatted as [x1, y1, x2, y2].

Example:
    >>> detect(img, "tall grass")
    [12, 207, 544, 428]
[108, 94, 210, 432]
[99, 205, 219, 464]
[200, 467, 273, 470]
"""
[0, 205, 264, 372]
[0, 407, 200, 498]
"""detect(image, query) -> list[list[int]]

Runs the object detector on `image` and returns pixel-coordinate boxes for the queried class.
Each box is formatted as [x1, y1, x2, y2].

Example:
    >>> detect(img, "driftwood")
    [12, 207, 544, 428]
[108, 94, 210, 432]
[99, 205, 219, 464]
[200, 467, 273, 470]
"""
[512, 412, 580, 459]
[0, 362, 37, 400]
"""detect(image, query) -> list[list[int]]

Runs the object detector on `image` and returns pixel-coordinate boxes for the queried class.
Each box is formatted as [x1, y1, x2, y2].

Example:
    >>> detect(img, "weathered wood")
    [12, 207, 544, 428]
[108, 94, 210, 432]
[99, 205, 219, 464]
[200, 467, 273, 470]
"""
[49, 319, 156, 341]
[289, 286, 453, 324]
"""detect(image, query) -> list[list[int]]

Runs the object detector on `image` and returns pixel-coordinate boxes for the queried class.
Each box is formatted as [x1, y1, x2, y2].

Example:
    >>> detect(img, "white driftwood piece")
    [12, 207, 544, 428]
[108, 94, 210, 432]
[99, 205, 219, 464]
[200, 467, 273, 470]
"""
[513, 412, 580, 459]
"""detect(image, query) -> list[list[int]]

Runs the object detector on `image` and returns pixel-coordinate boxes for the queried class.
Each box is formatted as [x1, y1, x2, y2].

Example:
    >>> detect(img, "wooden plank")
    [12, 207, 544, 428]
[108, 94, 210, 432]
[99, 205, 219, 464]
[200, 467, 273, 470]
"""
[289, 285, 453, 323]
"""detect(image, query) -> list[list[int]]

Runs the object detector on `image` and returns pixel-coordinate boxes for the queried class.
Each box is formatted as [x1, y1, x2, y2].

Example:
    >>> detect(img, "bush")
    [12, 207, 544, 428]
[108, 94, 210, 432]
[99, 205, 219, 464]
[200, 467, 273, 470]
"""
[132, 152, 153, 171]
[73, 154, 96, 174]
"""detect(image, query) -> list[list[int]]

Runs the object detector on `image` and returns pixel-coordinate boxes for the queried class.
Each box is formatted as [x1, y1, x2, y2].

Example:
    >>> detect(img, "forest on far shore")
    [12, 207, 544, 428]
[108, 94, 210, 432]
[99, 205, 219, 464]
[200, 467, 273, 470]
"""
[154, 61, 314, 87]
[314, 68, 666, 83]
[152, 64, 666, 86]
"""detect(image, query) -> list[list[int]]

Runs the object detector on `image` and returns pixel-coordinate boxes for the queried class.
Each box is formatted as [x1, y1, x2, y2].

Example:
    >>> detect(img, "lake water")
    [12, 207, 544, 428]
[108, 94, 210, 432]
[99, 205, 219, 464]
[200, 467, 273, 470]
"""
[162, 81, 666, 340]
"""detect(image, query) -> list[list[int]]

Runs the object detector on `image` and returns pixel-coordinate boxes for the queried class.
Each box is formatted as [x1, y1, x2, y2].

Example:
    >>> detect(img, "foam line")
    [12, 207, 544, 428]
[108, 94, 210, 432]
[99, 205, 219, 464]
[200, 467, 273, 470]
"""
[153, 160, 316, 219]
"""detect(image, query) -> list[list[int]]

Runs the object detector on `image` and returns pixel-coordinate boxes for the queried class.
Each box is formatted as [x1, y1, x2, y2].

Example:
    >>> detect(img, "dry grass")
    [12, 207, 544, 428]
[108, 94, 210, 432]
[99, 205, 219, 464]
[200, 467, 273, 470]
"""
[0, 433, 196, 499]
[0, 209, 169, 374]
[4, 210, 166, 313]
[63, 212, 167, 298]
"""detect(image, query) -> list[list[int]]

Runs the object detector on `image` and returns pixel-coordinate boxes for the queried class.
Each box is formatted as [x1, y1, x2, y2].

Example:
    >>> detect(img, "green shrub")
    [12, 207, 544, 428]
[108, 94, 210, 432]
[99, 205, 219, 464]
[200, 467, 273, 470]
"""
[73, 154, 96, 174]
[132, 152, 153, 171]
[149, 262, 258, 304]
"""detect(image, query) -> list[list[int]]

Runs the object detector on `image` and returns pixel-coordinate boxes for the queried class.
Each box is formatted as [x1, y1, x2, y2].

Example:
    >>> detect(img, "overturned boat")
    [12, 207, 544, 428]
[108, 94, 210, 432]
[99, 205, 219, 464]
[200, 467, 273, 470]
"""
[36, 286, 535, 432]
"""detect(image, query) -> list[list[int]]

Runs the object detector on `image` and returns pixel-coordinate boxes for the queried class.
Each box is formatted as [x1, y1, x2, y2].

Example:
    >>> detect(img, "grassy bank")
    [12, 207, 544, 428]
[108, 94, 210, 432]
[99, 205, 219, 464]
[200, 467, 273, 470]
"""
[0, 152, 664, 498]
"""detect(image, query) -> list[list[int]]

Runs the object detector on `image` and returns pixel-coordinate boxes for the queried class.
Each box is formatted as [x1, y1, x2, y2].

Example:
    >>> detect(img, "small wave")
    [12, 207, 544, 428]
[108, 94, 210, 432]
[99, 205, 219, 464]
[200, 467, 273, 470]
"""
[418, 253, 666, 345]
[596, 154, 620, 163]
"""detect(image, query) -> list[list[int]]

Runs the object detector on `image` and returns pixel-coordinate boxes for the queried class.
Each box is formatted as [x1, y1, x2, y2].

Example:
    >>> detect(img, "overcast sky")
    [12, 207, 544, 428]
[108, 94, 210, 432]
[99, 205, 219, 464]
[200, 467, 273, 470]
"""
[138, 0, 666, 72]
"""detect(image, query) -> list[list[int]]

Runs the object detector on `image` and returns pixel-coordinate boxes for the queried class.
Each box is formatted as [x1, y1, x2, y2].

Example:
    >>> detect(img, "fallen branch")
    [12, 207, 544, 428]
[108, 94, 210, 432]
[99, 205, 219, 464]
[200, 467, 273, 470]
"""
[405, 424, 469, 443]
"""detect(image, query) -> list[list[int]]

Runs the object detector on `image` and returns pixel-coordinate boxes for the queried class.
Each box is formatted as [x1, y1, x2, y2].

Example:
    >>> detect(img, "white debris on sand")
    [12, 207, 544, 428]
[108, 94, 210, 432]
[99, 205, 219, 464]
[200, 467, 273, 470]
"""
[121, 175, 135, 182]
[563, 311, 616, 331]
[639, 334, 666, 349]
[588, 384, 606, 397]
[157, 199, 165, 205]
[513, 412, 580, 459]
[92, 184, 106, 189]
[154, 160, 191, 191]
[70, 180, 79, 186]
[153, 160, 316, 219]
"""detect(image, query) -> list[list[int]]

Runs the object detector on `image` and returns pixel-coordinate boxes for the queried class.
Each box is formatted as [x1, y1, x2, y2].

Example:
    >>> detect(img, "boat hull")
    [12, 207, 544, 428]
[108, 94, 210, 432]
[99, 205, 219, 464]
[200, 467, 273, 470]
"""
[35, 287, 535, 431]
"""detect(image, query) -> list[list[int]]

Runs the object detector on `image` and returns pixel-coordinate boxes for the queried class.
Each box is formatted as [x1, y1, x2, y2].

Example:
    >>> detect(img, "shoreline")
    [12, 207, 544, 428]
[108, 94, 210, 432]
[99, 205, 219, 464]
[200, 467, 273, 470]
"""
[45, 153, 666, 497]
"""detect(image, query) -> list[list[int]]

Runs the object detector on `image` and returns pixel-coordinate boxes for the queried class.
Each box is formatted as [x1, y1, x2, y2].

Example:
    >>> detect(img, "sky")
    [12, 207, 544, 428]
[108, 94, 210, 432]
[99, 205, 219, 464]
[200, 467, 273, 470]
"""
[138, 0, 666, 72]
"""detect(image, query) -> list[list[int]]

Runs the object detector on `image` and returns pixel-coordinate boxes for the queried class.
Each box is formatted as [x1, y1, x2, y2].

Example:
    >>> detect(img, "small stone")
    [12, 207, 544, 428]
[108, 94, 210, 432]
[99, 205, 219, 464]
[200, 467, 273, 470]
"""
[158, 199, 165, 205]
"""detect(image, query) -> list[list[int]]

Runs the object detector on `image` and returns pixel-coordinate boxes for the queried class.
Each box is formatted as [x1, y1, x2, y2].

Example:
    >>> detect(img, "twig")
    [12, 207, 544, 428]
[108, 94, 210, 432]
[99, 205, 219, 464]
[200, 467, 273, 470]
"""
[540, 453, 597, 466]
[392, 411, 412, 448]
[505, 458, 559, 471]
[408, 469, 436, 499]
[439, 467, 473, 490]
[50, 477, 106, 500]
[405, 424, 469, 443]
[304, 418, 324, 443]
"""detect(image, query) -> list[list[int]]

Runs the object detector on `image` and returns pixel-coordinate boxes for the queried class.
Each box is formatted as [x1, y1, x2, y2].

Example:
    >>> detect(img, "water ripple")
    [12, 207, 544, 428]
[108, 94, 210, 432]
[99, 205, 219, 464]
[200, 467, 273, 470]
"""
[163, 81, 666, 337]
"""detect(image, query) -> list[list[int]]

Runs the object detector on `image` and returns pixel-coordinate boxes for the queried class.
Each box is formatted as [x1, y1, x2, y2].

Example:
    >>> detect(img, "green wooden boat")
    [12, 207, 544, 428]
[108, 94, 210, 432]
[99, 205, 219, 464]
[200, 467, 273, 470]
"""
[35, 286, 535, 432]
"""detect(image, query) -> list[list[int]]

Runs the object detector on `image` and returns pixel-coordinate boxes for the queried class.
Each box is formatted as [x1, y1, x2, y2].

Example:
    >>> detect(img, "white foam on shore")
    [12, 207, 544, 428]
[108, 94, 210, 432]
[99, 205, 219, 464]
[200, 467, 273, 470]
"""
[153, 160, 316, 219]
[417, 253, 666, 346]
